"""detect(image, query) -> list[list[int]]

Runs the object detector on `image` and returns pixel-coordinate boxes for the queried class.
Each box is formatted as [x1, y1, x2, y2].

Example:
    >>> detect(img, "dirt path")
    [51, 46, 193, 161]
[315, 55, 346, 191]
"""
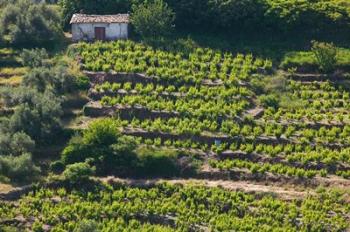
[100, 177, 313, 200]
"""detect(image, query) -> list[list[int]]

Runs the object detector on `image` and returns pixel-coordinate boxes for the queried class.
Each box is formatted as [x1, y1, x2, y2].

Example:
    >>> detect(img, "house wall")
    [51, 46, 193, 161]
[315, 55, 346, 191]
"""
[72, 23, 128, 41]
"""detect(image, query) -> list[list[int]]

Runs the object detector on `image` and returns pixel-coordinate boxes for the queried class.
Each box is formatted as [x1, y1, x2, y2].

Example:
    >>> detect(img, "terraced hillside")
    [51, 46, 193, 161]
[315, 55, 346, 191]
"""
[1, 0, 350, 231]
[2, 40, 349, 231]
[0, 48, 25, 86]
[0, 48, 26, 119]
[1, 182, 349, 231]
[70, 40, 350, 185]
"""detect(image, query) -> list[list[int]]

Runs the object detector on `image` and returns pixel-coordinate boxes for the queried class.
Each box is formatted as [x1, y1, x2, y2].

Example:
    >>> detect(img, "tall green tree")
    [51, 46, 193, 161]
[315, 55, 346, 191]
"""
[131, 0, 175, 39]
[0, 0, 62, 46]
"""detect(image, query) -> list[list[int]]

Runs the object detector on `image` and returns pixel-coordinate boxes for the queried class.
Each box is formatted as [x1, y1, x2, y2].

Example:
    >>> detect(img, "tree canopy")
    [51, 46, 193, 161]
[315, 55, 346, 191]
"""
[0, 0, 62, 46]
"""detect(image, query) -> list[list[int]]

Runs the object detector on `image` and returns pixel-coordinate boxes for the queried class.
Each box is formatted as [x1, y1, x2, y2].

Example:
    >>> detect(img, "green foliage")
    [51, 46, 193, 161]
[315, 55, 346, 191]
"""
[136, 146, 179, 177]
[281, 46, 350, 72]
[62, 119, 138, 175]
[167, 0, 350, 34]
[311, 40, 338, 73]
[1, 184, 349, 231]
[74, 220, 99, 232]
[131, 0, 175, 39]
[0, 132, 35, 156]
[258, 94, 279, 109]
[61, 118, 199, 177]
[76, 40, 270, 84]
[0, 153, 40, 182]
[62, 162, 95, 183]
[3, 88, 63, 142]
[58, 0, 131, 26]
[57, 0, 350, 36]
[74, 75, 90, 90]
[20, 48, 49, 68]
[50, 160, 65, 174]
[82, 118, 120, 146]
[280, 51, 317, 71]
[211, 158, 318, 179]
[0, 0, 62, 46]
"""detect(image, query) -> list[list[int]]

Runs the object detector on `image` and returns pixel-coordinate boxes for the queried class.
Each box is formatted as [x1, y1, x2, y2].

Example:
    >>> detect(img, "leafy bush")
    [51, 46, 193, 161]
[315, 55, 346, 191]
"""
[50, 160, 65, 174]
[20, 48, 49, 68]
[62, 119, 138, 175]
[136, 147, 179, 177]
[74, 220, 99, 232]
[75, 75, 90, 90]
[0, 0, 62, 46]
[131, 0, 175, 39]
[6, 89, 63, 142]
[311, 41, 338, 73]
[0, 153, 40, 182]
[82, 118, 120, 146]
[61, 119, 199, 177]
[22, 65, 77, 94]
[62, 162, 95, 183]
[258, 94, 279, 109]
[0, 132, 35, 156]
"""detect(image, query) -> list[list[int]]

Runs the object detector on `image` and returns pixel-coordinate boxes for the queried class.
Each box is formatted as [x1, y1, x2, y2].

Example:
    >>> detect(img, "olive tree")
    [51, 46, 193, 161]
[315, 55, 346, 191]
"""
[0, 0, 62, 46]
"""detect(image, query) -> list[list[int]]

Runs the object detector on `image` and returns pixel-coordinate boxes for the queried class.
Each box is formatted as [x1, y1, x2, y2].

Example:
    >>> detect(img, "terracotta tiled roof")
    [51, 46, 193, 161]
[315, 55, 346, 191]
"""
[70, 14, 130, 24]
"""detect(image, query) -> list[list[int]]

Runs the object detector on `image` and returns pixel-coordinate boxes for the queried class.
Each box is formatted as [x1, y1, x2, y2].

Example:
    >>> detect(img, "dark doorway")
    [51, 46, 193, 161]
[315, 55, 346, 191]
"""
[95, 27, 106, 40]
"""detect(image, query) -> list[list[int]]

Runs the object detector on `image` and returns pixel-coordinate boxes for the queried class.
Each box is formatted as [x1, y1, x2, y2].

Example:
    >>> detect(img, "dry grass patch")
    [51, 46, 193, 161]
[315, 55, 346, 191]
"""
[0, 182, 15, 194]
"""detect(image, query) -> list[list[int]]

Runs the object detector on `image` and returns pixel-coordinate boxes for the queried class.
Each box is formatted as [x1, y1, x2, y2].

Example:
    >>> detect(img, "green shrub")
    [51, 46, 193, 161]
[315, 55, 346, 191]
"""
[0, 132, 35, 156]
[6, 89, 63, 142]
[136, 147, 179, 177]
[20, 48, 49, 68]
[0, 0, 62, 46]
[258, 94, 279, 109]
[32, 221, 44, 232]
[74, 220, 99, 232]
[75, 75, 90, 90]
[131, 0, 175, 39]
[0, 153, 40, 182]
[311, 41, 337, 73]
[50, 160, 65, 174]
[61, 119, 138, 175]
[62, 162, 95, 183]
[82, 118, 120, 146]
[61, 134, 89, 164]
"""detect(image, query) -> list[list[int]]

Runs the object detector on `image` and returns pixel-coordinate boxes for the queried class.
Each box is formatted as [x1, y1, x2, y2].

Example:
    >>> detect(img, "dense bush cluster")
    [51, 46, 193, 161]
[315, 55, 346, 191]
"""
[60, 119, 198, 178]
[131, 0, 175, 39]
[0, 48, 81, 182]
[0, 0, 62, 46]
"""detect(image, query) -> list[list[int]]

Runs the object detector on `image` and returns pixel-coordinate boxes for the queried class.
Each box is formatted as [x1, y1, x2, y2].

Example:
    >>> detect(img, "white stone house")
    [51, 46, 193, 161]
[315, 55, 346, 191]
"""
[70, 14, 129, 41]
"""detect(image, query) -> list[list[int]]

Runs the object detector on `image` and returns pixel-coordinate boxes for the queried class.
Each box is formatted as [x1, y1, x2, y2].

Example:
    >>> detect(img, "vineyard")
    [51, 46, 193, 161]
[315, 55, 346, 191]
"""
[1, 182, 350, 231]
[1, 0, 350, 231]
[0, 39, 347, 230]
[69, 40, 350, 182]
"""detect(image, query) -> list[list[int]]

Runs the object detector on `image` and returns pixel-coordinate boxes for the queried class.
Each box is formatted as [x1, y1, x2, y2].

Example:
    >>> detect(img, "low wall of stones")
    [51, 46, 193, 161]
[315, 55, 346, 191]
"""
[84, 71, 240, 87]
